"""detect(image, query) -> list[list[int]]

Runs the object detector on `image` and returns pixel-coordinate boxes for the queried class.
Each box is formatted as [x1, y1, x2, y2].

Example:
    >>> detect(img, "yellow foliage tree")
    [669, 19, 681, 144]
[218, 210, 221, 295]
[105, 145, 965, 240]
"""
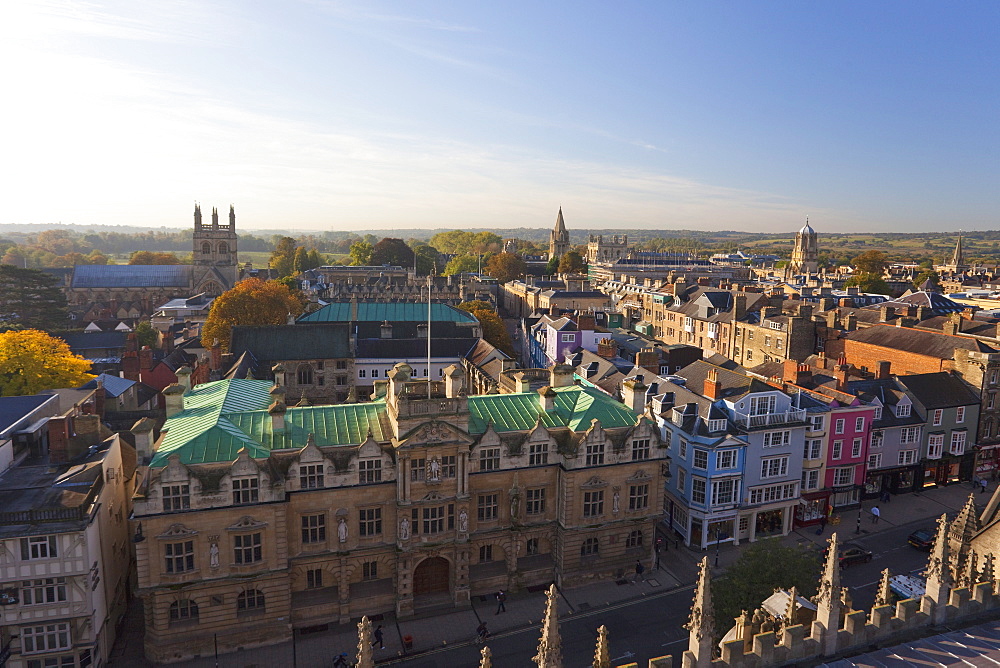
[202, 278, 306, 352]
[0, 329, 94, 397]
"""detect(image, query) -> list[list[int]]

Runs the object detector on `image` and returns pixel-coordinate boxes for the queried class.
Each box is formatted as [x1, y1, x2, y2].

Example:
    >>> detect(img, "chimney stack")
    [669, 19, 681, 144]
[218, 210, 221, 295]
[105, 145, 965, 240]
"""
[622, 375, 648, 413]
[443, 364, 465, 398]
[269, 384, 287, 432]
[513, 371, 531, 393]
[175, 365, 192, 393]
[704, 367, 722, 400]
[131, 417, 156, 463]
[163, 383, 185, 417]
[876, 360, 891, 380]
[549, 364, 575, 388]
[538, 386, 557, 411]
[597, 338, 618, 359]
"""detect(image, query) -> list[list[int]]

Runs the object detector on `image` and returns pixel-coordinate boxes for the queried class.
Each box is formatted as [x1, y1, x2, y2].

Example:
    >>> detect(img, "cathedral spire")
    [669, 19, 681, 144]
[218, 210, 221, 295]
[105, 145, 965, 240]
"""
[549, 207, 570, 259]
[229, 203, 236, 227]
[533, 584, 563, 668]
[924, 513, 953, 622]
[814, 532, 842, 655]
[194, 202, 202, 228]
[952, 233, 964, 267]
[593, 625, 610, 668]
[211, 206, 219, 227]
[875, 568, 893, 607]
[685, 556, 715, 666]
[356, 616, 375, 668]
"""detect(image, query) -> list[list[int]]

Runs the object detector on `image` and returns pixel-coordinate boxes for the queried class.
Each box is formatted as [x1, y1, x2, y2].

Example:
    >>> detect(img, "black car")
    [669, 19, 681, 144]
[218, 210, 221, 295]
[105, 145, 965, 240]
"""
[822, 543, 873, 567]
[908, 528, 935, 550]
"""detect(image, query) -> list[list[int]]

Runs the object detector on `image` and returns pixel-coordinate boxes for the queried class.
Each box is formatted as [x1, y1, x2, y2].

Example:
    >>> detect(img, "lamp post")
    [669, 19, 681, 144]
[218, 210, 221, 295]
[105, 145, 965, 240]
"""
[855, 499, 863, 535]
[715, 524, 721, 568]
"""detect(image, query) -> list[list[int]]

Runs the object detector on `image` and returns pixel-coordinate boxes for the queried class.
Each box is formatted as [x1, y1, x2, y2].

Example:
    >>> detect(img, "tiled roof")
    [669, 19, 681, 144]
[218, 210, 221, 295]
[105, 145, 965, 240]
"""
[230, 324, 351, 361]
[298, 302, 478, 324]
[71, 264, 192, 288]
[896, 372, 980, 409]
[58, 331, 127, 351]
[80, 373, 135, 398]
[846, 324, 998, 357]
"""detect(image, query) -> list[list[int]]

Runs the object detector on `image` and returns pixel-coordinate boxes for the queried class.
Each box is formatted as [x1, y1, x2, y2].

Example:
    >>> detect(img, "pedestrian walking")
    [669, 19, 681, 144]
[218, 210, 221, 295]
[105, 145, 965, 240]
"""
[333, 653, 350, 668]
[477, 621, 490, 642]
[871, 505, 880, 524]
[372, 624, 385, 650]
[632, 560, 645, 583]
[495, 590, 506, 614]
[982, 478, 989, 494]
[880, 488, 891, 503]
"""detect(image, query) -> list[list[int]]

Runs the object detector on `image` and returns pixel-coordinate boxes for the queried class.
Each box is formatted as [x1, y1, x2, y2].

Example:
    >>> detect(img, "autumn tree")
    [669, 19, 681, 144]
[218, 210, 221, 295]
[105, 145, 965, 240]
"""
[484, 252, 527, 284]
[129, 251, 182, 265]
[852, 250, 889, 275]
[349, 241, 374, 266]
[558, 250, 585, 274]
[457, 301, 514, 356]
[0, 265, 70, 331]
[371, 238, 415, 267]
[0, 329, 94, 396]
[202, 278, 306, 351]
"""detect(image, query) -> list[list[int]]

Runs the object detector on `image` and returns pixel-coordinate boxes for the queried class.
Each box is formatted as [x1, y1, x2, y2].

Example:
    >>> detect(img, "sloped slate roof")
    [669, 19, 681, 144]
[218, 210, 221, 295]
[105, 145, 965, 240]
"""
[298, 302, 478, 324]
[355, 338, 477, 359]
[0, 395, 55, 434]
[846, 324, 998, 357]
[71, 264, 192, 288]
[80, 373, 134, 398]
[58, 331, 127, 351]
[896, 372, 980, 409]
[229, 324, 351, 361]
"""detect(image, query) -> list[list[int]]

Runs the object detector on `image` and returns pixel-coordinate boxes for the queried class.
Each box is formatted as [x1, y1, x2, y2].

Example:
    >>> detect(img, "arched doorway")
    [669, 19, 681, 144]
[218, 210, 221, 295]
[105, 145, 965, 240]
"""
[413, 557, 450, 596]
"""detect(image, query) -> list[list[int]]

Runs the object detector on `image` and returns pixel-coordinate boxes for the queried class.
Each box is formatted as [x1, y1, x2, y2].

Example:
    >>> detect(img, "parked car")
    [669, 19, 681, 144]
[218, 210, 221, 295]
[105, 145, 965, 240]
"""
[908, 528, 935, 550]
[822, 543, 873, 567]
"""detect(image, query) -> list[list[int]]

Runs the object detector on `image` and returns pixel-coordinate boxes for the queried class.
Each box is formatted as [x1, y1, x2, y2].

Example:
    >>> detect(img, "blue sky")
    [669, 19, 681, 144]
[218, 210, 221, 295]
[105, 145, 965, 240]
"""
[2, 1, 997, 232]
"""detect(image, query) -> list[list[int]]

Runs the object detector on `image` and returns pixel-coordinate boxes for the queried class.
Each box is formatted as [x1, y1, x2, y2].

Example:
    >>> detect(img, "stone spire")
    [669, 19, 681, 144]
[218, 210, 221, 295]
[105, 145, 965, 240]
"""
[479, 646, 493, 668]
[949, 493, 980, 578]
[356, 616, 375, 668]
[952, 234, 964, 268]
[593, 625, 610, 668]
[875, 568, 893, 608]
[549, 207, 570, 259]
[685, 556, 716, 666]
[785, 586, 798, 626]
[533, 584, 563, 668]
[923, 513, 953, 623]
[814, 532, 842, 655]
[982, 552, 996, 585]
[962, 550, 980, 589]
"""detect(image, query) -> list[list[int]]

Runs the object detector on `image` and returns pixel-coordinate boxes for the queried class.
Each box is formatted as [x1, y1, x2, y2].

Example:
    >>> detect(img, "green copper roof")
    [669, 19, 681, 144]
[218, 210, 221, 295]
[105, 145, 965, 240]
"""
[153, 378, 387, 466]
[467, 385, 639, 434]
[153, 380, 638, 466]
[298, 302, 479, 324]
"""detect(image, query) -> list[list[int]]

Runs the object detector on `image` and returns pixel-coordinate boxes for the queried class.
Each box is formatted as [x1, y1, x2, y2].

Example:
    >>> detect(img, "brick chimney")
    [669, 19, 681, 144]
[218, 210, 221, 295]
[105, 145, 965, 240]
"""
[879, 306, 895, 322]
[636, 347, 659, 374]
[210, 339, 222, 371]
[704, 367, 722, 400]
[122, 350, 140, 382]
[943, 319, 959, 336]
[47, 415, 72, 464]
[835, 358, 850, 391]
[94, 379, 106, 417]
[876, 360, 891, 379]
[597, 338, 618, 359]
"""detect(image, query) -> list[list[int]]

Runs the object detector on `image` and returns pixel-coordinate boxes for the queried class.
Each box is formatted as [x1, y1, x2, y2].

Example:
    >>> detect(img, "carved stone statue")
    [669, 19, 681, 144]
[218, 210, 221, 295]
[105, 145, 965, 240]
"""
[429, 457, 441, 481]
[510, 490, 520, 521]
[338, 517, 348, 543]
[210, 542, 220, 569]
[613, 487, 621, 514]
[459, 509, 469, 533]
[400, 517, 410, 540]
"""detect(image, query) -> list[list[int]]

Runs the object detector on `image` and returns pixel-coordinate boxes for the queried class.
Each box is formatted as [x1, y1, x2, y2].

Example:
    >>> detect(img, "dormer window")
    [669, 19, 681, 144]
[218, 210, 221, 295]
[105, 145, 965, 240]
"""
[232, 478, 259, 505]
[895, 404, 911, 418]
[707, 419, 727, 433]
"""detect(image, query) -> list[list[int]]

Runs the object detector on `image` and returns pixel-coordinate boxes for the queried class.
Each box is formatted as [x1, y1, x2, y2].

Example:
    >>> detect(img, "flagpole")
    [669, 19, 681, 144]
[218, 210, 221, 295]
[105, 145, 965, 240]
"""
[427, 274, 432, 399]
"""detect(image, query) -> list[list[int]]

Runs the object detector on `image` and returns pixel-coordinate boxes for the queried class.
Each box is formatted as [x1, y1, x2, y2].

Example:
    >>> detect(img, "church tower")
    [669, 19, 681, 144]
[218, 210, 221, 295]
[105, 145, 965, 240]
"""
[192, 203, 239, 295]
[789, 218, 819, 274]
[549, 207, 570, 259]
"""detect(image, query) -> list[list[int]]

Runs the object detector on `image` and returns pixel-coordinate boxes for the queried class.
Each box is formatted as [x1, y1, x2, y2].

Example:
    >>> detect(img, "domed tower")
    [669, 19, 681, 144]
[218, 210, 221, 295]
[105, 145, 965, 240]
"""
[549, 207, 570, 259]
[789, 218, 818, 274]
[192, 203, 239, 295]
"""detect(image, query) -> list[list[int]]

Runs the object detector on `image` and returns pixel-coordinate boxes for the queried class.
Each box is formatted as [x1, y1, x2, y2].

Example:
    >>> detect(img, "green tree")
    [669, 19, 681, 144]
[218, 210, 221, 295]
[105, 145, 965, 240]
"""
[270, 236, 297, 277]
[545, 255, 560, 275]
[0, 329, 94, 396]
[129, 251, 181, 265]
[202, 278, 305, 351]
[457, 301, 514, 356]
[429, 230, 503, 255]
[711, 539, 822, 627]
[307, 249, 324, 269]
[371, 238, 415, 267]
[557, 250, 585, 274]
[349, 241, 374, 266]
[852, 250, 889, 275]
[134, 320, 159, 348]
[845, 272, 892, 295]
[0, 265, 70, 331]
[444, 254, 483, 276]
[293, 246, 310, 273]
[484, 252, 527, 284]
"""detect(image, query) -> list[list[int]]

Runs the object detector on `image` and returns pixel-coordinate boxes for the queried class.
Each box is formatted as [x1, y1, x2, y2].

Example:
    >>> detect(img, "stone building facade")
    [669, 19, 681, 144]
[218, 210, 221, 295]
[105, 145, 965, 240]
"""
[132, 364, 663, 662]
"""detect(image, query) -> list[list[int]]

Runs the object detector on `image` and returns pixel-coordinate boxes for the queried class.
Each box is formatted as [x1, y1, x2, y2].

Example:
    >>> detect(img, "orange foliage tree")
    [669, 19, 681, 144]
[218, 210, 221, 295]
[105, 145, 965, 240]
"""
[0, 329, 94, 396]
[202, 278, 305, 352]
